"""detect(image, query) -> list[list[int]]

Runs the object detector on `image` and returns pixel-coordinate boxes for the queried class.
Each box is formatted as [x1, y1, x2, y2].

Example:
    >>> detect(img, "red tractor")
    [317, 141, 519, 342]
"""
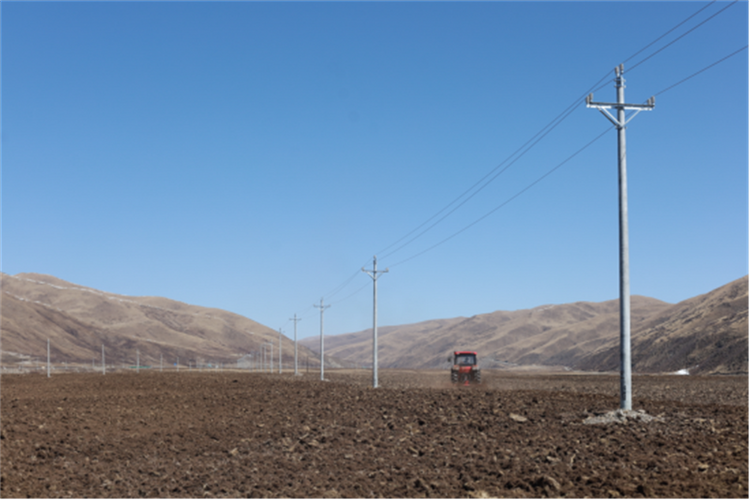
[449, 350, 481, 385]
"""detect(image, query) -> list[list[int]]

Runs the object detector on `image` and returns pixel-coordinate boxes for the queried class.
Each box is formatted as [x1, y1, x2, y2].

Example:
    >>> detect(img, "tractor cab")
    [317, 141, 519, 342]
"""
[454, 352, 476, 366]
[449, 350, 481, 384]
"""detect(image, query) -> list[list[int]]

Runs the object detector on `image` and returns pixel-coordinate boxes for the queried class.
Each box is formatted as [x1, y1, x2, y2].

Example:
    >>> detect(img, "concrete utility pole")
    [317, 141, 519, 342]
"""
[290, 314, 302, 376]
[586, 63, 654, 411]
[47, 339, 50, 378]
[278, 328, 283, 374]
[262, 342, 274, 373]
[314, 298, 331, 381]
[362, 255, 389, 388]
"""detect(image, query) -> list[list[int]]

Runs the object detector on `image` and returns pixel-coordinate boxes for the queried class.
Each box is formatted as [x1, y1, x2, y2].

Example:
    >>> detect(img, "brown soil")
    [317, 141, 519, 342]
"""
[1, 369, 747, 498]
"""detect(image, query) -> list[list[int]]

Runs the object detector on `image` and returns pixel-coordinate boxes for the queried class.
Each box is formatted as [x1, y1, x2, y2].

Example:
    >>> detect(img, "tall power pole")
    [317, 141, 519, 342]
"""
[586, 63, 654, 411]
[290, 314, 302, 376]
[314, 298, 331, 381]
[362, 255, 389, 388]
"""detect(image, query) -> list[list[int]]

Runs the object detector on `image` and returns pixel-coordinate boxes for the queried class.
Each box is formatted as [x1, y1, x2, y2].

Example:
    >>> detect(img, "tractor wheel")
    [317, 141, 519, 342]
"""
[475, 370, 482, 384]
[451, 371, 458, 384]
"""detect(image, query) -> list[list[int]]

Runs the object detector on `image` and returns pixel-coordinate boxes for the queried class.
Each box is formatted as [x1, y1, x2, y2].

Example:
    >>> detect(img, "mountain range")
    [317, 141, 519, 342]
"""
[300, 276, 748, 375]
[1, 272, 746, 375]
[0, 273, 333, 369]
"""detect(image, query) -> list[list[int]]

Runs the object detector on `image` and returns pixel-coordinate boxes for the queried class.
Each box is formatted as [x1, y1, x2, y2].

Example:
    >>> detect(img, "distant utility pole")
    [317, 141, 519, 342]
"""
[102, 344, 106, 375]
[586, 63, 654, 411]
[47, 339, 51, 378]
[363, 255, 389, 388]
[137, 349, 140, 374]
[290, 314, 302, 376]
[278, 328, 283, 374]
[262, 342, 274, 373]
[314, 298, 331, 381]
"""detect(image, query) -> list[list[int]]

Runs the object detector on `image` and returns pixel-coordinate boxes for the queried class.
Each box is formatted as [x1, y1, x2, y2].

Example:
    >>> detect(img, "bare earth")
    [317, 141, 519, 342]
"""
[1, 369, 747, 498]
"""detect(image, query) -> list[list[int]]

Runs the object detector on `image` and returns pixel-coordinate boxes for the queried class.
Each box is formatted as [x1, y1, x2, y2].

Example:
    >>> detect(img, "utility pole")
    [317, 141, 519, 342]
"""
[314, 298, 331, 381]
[290, 314, 302, 376]
[102, 344, 106, 375]
[262, 342, 274, 373]
[586, 63, 654, 411]
[278, 328, 283, 374]
[47, 339, 50, 378]
[363, 255, 389, 388]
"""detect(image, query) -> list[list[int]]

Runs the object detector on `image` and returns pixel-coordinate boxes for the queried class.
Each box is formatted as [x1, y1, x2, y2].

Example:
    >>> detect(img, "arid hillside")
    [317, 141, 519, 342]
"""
[576, 276, 748, 375]
[302, 277, 748, 375]
[3, 272, 746, 375]
[0, 273, 336, 369]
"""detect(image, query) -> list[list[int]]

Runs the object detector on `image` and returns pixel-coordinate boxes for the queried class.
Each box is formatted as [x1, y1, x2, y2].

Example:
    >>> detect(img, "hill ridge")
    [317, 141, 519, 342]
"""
[301, 276, 747, 375]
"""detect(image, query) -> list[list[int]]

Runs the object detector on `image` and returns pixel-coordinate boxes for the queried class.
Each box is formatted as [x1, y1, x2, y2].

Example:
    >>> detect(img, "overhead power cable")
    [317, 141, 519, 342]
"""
[627, 0, 738, 73]
[380, 103, 584, 260]
[377, 70, 613, 261]
[384, 42, 747, 271]
[622, 0, 717, 67]
[376, 1, 728, 263]
[290, 1, 744, 325]
[653, 44, 748, 97]
[331, 282, 370, 307]
[384, 125, 614, 269]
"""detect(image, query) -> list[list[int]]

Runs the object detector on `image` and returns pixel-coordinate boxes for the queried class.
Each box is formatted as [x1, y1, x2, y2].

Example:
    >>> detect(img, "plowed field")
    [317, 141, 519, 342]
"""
[1, 370, 747, 498]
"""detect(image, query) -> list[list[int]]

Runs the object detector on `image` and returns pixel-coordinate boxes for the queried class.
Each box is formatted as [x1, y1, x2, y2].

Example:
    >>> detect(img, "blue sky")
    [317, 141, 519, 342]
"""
[3, 1, 747, 340]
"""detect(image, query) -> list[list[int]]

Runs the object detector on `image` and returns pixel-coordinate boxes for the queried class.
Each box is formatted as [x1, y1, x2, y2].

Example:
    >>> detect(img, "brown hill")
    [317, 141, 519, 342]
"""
[576, 275, 748, 375]
[301, 296, 671, 370]
[301, 277, 748, 375]
[0, 273, 338, 369]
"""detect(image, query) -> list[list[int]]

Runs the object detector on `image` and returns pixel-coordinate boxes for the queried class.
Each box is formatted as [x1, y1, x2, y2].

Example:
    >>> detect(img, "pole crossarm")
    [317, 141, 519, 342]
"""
[586, 65, 655, 129]
[586, 94, 655, 128]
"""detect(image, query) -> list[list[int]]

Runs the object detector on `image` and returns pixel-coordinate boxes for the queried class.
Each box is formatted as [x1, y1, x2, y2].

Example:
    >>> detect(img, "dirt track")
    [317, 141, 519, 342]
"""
[1, 369, 747, 498]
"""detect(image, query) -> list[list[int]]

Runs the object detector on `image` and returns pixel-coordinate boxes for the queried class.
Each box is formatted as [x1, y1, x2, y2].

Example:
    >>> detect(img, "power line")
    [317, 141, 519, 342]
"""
[324, 266, 367, 300]
[383, 42, 746, 271]
[653, 44, 748, 97]
[289, 2, 745, 325]
[627, 0, 738, 73]
[380, 103, 583, 261]
[375, 73, 611, 260]
[376, 2, 730, 263]
[331, 281, 369, 306]
[621, 0, 718, 66]
[385, 125, 614, 269]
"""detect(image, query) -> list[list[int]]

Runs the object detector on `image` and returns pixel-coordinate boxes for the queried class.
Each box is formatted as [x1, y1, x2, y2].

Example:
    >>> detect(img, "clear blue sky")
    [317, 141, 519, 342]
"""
[3, 1, 747, 340]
